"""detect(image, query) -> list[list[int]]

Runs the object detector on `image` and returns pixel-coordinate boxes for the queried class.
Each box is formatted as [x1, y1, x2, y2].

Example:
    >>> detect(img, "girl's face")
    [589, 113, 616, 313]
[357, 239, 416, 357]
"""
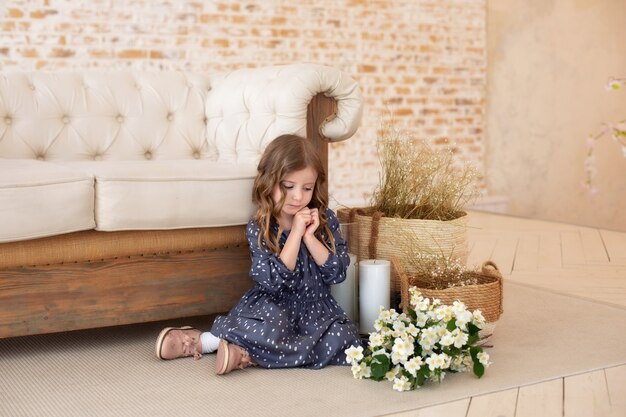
[272, 166, 318, 220]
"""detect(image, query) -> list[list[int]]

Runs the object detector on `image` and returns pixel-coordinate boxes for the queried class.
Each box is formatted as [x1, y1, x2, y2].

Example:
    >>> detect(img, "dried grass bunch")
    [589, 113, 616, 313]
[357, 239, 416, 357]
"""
[400, 233, 478, 290]
[404, 252, 481, 290]
[371, 123, 480, 221]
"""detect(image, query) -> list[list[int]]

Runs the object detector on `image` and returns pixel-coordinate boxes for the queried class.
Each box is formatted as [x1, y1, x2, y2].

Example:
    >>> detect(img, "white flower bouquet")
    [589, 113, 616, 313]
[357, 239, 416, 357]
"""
[345, 287, 492, 392]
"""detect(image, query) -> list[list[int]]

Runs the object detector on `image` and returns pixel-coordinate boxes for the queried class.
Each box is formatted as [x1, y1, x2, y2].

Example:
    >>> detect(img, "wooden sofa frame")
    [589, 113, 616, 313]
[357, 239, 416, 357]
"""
[0, 94, 336, 339]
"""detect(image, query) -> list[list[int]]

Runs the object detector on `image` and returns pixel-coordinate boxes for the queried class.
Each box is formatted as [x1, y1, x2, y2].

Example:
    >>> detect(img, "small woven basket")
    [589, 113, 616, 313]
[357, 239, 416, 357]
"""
[392, 258, 504, 340]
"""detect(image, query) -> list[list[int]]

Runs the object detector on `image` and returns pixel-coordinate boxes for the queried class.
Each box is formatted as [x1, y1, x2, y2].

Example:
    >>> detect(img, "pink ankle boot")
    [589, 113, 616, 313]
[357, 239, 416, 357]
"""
[155, 326, 202, 360]
[215, 340, 257, 375]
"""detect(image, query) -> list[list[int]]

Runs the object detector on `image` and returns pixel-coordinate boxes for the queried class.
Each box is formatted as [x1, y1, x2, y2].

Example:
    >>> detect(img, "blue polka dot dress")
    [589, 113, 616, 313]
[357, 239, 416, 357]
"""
[210, 208, 362, 369]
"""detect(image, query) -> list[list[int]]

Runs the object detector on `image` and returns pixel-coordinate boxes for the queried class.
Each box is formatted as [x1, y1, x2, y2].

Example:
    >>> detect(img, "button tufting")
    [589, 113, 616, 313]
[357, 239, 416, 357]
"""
[93, 153, 103, 161]
[116, 115, 124, 123]
[166, 112, 174, 121]
[4, 116, 12, 125]
[192, 151, 201, 159]
[28, 84, 35, 90]
[144, 151, 153, 160]
[62, 115, 70, 124]
[36, 155, 44, 161]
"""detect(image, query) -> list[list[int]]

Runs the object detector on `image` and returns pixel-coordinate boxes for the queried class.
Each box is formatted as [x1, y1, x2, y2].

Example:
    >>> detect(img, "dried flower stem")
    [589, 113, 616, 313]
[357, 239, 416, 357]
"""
[400, 231, 478, 290]
[371, 122, 479, 220]
[583, 76, 626, 193]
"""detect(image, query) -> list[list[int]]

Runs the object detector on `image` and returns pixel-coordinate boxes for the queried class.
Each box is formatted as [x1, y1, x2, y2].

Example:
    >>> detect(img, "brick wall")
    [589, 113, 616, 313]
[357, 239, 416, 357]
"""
[0, 0, 486, 207]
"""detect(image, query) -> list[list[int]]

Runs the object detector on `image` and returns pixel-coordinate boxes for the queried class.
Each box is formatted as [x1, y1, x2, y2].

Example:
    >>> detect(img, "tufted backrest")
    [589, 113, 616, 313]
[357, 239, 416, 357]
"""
[0, 72, 211, 161]
[0, 64, 362, 163]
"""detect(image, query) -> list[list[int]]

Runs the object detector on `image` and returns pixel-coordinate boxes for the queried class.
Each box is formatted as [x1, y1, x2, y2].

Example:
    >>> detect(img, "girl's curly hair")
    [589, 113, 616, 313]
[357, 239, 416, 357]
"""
[252, 134, 335, 255]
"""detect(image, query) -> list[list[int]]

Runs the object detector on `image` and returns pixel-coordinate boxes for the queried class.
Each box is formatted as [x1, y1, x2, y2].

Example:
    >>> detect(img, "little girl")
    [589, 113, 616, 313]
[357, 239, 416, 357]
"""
[155, 134, 362, 374]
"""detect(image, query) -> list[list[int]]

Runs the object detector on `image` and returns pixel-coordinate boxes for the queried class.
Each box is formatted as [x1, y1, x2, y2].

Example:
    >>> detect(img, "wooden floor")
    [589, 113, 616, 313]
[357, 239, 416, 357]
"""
[387, 211, 626, 417]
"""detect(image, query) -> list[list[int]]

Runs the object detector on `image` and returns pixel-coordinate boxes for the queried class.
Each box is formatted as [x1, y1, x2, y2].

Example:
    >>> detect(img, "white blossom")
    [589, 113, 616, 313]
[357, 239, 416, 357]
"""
[439, 331, 455, 347]
[450, 355, 469, 372]
[452, 300, 466, 313]
[369, 332, 384, 348]
[403, 356, 424, 377]
[371, 347, 389, 358]
[345, 345, 364, 363]
[406, 323, 419, 337]
[472, 310, 486, 327]
[452, 328, 469, 348]
[454, 310, 473, 330]
[425, 353, 451, 371]
[477, 351, 491, 367]
[374, 319, 384, 332]
[393, 375, 412, 392]
[393, 320, 407, 333]
[415, 312, 428, 327]
[391, 351, 405, 365]
[385, 365, 401, 381]
[435, 305, 454, 322]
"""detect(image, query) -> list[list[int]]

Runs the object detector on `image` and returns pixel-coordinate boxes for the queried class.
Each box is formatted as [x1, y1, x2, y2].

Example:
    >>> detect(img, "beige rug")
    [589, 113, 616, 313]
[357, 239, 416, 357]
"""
[1, 281, 626, 417]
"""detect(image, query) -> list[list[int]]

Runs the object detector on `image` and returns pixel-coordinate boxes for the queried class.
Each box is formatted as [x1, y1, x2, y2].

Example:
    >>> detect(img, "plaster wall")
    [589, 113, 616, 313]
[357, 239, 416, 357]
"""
[486, 0, 626, 231]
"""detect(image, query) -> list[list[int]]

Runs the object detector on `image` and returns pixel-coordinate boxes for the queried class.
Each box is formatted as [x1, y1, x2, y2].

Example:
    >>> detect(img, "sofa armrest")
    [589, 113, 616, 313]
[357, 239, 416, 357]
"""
[206, 64, 363, 164]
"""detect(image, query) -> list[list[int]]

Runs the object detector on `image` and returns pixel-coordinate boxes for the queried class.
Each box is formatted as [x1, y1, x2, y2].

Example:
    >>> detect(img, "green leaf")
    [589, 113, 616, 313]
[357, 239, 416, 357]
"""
[473, 361, 485, 378]
[407, 307, 417, 320]
[444, 347, 460, 356]
[373, 354, 390, 368]
[446, 320, 457, 332]
[470, 346, 482, 361]
[369, 353, 390, 381]
[420, 365, 431, 377]
[413, 344, 423, 357]
[467, 323, 480, 336]
[469, 346, 486, 378]
[467, 334, 479, 346]
[416, 372, 426, 386]
[370, 362, 387, 380]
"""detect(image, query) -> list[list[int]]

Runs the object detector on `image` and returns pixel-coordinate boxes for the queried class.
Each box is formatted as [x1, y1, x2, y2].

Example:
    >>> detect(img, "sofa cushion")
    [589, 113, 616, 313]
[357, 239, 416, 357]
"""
[57, 160, 257, 231]
[0, 159, 95, 243]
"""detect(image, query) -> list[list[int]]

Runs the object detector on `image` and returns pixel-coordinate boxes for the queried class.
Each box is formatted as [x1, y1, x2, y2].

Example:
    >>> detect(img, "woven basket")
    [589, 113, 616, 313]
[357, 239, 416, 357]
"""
[337, 207, 468, 306]
[393, 257, 504, 340]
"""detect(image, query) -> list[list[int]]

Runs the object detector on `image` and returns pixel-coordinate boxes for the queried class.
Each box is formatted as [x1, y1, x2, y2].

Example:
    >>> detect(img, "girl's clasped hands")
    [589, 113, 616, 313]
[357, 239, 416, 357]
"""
[292, 207, 320, 239]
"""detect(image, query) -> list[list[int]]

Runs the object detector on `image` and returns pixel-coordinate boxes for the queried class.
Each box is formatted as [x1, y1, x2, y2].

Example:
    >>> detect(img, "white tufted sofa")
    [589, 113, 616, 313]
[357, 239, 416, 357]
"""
[0, 64, 363, 338]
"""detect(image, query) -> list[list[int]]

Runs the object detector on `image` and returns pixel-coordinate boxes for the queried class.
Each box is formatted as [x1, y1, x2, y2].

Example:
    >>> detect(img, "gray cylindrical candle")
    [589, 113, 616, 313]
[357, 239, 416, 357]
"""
[330, 253, 358, 323]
